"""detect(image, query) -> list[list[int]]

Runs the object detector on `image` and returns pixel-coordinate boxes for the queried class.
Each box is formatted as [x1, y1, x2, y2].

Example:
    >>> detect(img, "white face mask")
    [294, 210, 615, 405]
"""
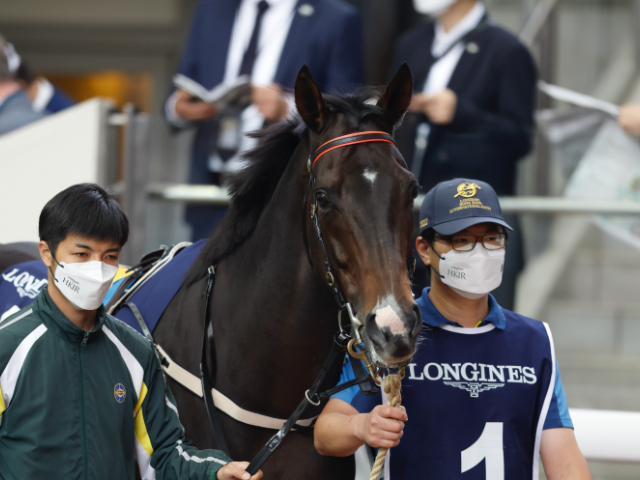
[51, 257, 118, 310]
[413, 0, 456, 16]
[434, 243, 505, 299]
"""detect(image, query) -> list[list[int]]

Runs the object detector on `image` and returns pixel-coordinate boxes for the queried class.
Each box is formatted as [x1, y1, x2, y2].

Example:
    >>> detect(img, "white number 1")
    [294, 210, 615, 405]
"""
[461, 422, 504, 479]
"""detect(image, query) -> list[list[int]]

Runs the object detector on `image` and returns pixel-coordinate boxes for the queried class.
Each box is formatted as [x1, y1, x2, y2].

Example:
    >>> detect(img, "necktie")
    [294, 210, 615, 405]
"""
[238, 0, 270, 76]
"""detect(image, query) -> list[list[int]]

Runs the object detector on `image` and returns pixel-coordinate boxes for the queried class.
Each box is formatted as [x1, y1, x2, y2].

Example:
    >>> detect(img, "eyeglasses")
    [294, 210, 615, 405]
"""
[434, 232, 506, 252]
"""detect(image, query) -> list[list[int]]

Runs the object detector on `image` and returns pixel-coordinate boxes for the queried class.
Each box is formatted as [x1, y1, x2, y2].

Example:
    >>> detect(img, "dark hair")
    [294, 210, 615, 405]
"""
[39, 183, 129, 255]
[15, 61, 35, 85]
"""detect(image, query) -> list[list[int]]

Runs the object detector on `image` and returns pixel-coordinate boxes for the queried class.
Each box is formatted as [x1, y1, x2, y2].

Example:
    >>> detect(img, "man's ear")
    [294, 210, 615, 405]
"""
[294, 65, 326, 132]
[415, 236, 431, 267]
[377, 62, 413, 127]
[39, 240, 53, 268]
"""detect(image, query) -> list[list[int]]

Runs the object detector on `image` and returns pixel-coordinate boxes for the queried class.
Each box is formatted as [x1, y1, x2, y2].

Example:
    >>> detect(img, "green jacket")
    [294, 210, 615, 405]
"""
[0, 288, 231, 480]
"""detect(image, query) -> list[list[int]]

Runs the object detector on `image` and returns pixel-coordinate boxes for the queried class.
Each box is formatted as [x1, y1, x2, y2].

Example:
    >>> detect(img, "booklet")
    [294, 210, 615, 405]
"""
[538, 81, 620, 117]
[173, 74, 252, 110]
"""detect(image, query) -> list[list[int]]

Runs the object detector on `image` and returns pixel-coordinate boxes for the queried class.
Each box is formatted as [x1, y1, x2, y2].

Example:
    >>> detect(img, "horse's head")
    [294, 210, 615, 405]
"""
[295, 64, 421, 368]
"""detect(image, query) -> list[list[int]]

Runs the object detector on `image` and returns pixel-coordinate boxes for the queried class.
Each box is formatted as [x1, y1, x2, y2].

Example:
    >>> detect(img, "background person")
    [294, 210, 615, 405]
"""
[0, 34, 46, 136]
[15, 59, 75, 114]
[0, 183, 262, 480]
[390, 0, 536, 309]
[166, 0, 364, 241]
[314, 178, 592, 480]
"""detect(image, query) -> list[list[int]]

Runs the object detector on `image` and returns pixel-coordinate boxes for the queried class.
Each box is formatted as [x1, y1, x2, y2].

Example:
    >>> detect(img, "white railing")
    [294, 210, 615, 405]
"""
[146, 183, 640, 216]
[570, 408, 640, 462]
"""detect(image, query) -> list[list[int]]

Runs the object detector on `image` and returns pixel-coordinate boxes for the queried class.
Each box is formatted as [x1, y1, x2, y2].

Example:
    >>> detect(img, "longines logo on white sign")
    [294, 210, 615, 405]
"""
[406, 362, 537, 398]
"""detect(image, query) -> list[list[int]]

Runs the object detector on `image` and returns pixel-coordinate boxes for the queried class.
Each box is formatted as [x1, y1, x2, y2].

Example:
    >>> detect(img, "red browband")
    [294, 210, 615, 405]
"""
[312, 131, 396, 164]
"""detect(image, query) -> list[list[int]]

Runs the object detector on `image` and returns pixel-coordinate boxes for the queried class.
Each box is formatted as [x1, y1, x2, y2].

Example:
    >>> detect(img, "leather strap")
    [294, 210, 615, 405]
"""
[312, 131, 395, 164]
[245, 331, 372, 475]
[123, 301, 153, 342]
[200, 266, 230, 456]
[155, 344, 319, 430]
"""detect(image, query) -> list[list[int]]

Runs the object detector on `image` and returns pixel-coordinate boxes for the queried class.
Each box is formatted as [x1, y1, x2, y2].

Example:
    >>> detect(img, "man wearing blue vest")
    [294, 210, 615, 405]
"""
[314, 178, 592, 479]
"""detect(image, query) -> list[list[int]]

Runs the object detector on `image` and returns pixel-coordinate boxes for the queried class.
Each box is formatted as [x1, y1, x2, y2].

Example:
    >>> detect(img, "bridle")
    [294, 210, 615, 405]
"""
[301, 130, 417, 348]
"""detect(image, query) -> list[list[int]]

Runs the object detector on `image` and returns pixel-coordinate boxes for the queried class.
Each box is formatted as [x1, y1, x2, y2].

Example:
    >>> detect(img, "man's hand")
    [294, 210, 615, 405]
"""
[252, 84, 289, 122]
[618, 103, 640, 136]
[355, 405, 407, 449]
[174, 89, 218, 122]
[409, 90, 457, 125]
[216, 462, 263, 480]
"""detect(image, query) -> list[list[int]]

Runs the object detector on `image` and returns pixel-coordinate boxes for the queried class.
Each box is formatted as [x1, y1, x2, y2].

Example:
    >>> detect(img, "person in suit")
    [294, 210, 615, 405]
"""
[390, 0, 537, 309]
[16, 61, 75, 114]
[166, 0, 364, 240]
[0, 35, 46, 136]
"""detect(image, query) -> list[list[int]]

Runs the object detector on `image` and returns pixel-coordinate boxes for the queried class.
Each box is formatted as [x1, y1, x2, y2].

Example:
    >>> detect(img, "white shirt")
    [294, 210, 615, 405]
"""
[422, 2, 485, 95]
[167, 0, 298, 172]
[32, 78, 55, 113]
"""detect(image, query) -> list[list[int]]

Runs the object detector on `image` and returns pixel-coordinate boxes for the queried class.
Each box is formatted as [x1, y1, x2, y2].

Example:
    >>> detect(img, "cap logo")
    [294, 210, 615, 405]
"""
[454, 182, 481, 198]
[420, 218, 428, 228]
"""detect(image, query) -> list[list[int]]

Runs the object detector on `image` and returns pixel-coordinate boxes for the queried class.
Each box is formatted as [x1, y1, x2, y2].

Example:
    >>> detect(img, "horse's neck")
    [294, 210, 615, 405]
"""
[211, 138, 339, 413]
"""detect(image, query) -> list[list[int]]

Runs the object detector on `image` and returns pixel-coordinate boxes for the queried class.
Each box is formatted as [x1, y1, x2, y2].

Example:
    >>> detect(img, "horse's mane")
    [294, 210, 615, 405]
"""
[184, 86, 391, 285]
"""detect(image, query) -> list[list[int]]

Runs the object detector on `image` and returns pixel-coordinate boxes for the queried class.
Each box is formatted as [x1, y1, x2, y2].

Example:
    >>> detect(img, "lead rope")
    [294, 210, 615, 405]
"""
[369, 374, 403, 480]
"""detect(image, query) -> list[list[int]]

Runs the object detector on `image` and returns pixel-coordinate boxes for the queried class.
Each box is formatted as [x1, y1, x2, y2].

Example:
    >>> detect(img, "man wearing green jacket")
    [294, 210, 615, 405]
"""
[0, 183, 262, 480]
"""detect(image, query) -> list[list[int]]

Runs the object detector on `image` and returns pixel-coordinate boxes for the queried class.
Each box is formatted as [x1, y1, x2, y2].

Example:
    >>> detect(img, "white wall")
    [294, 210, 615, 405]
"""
[0, 98, 113, 243]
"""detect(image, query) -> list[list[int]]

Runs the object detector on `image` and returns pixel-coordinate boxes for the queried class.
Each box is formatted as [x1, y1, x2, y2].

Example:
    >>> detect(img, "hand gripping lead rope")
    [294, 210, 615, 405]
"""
[369, 374, 403, 480]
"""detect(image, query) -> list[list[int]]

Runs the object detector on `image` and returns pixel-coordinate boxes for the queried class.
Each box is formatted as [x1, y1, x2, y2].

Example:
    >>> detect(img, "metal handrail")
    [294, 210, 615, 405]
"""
[146, 183, 640, 215]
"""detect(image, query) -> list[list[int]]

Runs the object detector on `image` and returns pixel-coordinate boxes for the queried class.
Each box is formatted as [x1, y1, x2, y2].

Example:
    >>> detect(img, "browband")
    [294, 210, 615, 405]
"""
[312, 131, 395, 164]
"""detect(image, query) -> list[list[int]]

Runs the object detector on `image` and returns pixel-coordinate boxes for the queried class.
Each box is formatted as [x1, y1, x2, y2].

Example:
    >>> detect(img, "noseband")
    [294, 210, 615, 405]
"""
[302, 131, 416, 343]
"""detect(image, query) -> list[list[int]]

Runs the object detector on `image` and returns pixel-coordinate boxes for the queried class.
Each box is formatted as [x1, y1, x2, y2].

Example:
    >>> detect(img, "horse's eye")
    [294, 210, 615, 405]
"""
[315, 192, 330, 207]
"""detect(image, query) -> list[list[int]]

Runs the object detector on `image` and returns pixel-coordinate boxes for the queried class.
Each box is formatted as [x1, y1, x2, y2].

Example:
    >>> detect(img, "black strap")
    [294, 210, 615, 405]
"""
[246, 331, 372, 475]
[123, 301, 153, 342]
[200, 266, 231, 457]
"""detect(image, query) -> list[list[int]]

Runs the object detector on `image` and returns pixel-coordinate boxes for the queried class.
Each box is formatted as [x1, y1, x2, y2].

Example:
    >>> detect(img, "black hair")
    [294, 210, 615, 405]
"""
[15, 61, 36, 85]
[39, 183, 129, 255]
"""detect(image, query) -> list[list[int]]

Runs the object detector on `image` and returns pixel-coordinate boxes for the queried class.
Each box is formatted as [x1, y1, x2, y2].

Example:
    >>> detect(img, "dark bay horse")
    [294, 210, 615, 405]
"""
[153, 65, 421, 479]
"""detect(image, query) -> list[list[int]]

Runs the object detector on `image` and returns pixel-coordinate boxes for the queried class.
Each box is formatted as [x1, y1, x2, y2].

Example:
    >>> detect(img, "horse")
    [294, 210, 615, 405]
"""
[152, 64, 421, 479]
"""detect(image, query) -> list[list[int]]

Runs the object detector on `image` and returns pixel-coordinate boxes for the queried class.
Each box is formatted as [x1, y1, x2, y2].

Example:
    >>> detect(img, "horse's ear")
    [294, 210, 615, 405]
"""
[295, 65, 326, 132]
[377, 62, 414, 127]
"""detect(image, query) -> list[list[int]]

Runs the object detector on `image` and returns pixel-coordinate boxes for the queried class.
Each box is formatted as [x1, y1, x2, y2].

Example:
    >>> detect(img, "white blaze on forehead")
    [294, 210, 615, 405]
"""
[375, 305, 406, 336]
[363, 168, 377, 185]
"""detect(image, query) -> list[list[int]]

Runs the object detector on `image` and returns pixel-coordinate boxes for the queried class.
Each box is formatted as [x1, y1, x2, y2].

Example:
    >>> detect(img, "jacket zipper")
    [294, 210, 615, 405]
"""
[79, 332, 89, 480]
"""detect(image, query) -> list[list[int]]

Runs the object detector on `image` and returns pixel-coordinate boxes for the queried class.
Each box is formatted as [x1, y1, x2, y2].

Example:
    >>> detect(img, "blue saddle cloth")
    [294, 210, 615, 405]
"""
[0, 260, 48, 320]
[111, 240, 206, 335]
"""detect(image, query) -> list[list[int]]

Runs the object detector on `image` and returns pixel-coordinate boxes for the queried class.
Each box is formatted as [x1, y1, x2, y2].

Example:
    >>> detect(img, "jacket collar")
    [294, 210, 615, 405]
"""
[34, 288, 106, 344]
[416, 287, 506, 330]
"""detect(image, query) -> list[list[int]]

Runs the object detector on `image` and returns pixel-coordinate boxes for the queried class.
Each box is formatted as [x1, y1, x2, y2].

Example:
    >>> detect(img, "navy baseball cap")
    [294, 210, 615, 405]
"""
[418, 178, 512, 235]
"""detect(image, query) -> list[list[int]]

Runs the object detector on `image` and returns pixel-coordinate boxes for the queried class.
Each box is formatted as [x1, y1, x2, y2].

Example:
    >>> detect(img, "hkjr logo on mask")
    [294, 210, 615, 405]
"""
[51, 258, 118, 310]
[2, 268, 48, 299]
[406, 362, 537, 398]
[438, 243, 505, 299]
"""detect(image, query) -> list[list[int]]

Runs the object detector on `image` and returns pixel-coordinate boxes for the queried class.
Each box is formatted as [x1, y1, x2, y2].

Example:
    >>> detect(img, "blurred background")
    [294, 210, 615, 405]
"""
[1, 0, 640, 477]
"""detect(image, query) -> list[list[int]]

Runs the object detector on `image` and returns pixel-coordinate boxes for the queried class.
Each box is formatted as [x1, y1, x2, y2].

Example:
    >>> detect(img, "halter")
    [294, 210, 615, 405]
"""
[302, 131, 417, 345]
